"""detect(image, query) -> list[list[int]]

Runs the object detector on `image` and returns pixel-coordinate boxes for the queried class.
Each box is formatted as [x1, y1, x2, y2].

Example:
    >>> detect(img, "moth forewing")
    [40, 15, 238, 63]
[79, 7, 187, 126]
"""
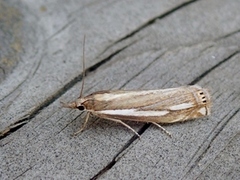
[85, 85, 210, 122]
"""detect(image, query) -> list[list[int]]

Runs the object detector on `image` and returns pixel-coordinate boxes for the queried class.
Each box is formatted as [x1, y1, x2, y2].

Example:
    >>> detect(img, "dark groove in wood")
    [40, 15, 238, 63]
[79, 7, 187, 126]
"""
[90, 123, 151, 180]
[190, 50, 240, 85]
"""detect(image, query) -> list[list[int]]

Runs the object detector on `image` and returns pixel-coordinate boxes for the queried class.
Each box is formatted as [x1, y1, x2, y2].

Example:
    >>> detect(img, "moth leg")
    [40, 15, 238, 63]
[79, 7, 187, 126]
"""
[73, 112, 90, 136]
[106, 118, 140, 138]
[151, 122, 172, 138]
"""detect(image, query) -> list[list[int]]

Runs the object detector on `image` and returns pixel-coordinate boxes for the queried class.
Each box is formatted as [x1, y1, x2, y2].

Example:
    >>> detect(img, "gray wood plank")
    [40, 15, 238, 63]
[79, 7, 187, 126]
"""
[0, 0, 190, 133]
[1, 0, 240, 179]
[100, 49, 240, 180]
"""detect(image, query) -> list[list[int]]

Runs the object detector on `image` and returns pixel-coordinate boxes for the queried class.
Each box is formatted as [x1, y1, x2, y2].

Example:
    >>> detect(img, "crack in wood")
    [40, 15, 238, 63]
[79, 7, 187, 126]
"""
[90, 123, 150, 180]
[190, 50, 240, 85]
[181, 107, 240, 179]
[0, 44, 129, 139]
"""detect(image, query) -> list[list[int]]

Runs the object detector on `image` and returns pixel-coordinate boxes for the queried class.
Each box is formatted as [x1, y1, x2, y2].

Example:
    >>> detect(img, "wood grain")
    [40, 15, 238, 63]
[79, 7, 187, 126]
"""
[1, 0, 240, 179]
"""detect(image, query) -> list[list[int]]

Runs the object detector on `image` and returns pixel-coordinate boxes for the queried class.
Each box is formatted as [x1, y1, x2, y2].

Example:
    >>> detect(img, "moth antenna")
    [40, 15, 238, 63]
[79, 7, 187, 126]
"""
[79, 35, 86, 98]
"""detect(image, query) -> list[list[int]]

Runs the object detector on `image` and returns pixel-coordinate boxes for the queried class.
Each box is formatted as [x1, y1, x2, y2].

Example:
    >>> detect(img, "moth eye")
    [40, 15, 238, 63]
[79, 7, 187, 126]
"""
[77, 105, 85, 111]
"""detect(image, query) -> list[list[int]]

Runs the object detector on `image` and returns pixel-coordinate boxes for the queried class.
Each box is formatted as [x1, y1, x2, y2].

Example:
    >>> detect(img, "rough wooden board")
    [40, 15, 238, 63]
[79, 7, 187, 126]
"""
[1, 0, 240, 179]
[0, 0, 190, 131]
[100, 51, 240, 180]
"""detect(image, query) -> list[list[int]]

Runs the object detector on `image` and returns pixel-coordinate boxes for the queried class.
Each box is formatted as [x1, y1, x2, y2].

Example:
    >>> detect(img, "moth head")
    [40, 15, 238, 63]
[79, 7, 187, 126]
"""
[61, 98, 86, 111]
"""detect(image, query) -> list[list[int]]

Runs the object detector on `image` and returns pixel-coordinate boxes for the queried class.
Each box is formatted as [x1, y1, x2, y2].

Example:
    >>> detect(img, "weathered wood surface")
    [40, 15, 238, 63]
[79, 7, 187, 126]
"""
[1, 0, 240, 179]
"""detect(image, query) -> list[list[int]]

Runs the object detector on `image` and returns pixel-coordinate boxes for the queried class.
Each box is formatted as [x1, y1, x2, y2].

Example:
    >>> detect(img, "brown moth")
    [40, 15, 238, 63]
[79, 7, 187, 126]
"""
[62, 37, 211, 137]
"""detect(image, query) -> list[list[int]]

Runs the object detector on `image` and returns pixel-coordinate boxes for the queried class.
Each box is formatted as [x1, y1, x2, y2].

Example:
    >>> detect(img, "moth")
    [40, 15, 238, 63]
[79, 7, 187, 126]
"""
[62, 37, 211, 137]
